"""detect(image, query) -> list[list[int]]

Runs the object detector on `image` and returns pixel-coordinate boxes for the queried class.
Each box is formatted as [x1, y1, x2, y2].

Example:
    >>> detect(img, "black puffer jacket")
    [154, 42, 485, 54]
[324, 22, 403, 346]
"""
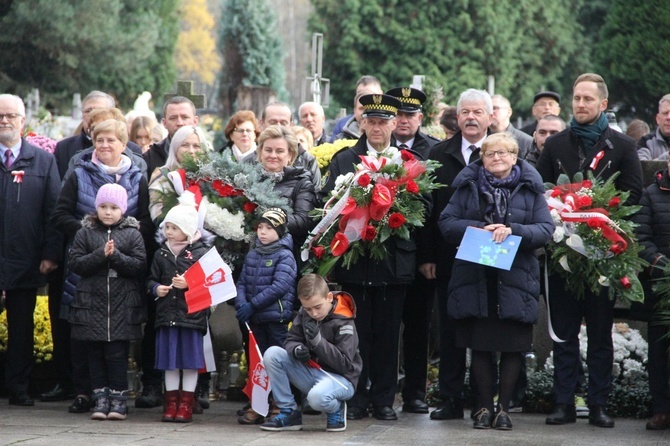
[272, 165, 317, 245]
[68, 215, 147, 341]
[147, 239, 210, 332]
[631, 169, 670, 321]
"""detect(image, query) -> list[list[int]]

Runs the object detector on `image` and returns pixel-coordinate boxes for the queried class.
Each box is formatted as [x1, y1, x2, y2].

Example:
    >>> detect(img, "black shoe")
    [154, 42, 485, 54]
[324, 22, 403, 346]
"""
[346, 406, 369, 420]
[430, 398, 464, 420]
[135, 385, 163, 408]
[588, 405, 614, 428]
[373, 406, 397, 421]
[40, 384, 75, 402]
[493, 410, 513, 430]
[472, 408, 492, 429]
[9, 393, 34, 406]
[236, 402, 251, 416]
[195, 383, 210, 410]
[545, 403, 577, 425]
[68, 395, 92, 413]
[402, 399, 429, 414]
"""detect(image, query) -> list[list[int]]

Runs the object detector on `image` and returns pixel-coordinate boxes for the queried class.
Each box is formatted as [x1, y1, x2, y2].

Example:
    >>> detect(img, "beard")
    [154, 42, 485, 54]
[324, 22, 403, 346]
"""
[0, 126, 20, 146]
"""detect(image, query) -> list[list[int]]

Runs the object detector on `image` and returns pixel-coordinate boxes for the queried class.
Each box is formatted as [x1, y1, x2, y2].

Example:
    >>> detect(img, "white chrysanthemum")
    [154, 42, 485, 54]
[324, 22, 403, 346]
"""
[334, 172, 354, 189]
[204, 203, 247, 241]
[550, 208, 562, 225]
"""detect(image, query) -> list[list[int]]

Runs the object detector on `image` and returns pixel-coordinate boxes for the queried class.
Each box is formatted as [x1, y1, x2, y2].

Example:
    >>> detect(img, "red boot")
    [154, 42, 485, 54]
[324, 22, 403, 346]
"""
[162, 390, 179, 422]
[175, 391, 194, 423]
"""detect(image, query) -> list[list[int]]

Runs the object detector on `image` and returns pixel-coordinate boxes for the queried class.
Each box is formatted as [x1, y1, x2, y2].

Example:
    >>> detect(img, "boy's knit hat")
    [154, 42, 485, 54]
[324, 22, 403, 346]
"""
[95, 183, 128, 214]
[259, 207, 287, 238]
[162, 192, 199, 242]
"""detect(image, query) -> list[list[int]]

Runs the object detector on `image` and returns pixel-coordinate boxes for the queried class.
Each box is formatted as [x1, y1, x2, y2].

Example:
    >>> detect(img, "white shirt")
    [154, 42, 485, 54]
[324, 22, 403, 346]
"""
[461, 136, 486, 163]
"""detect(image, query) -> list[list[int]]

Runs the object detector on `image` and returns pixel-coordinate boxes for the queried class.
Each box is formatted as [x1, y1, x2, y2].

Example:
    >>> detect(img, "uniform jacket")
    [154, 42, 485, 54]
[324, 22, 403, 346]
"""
[637, 129, 669, 161]
[0, 139, 62, 290]
[630, 169, 670, 321]
[319, 136, 425, 286]
[535, 124, 643, 205]
[147, 238, 209, 333]
[234, 233, 296, 324]
[394, 130, 440, 160]
[439, 159, 554, 323]
[67, 215, 147, 341]
[285, 292, 363, 388]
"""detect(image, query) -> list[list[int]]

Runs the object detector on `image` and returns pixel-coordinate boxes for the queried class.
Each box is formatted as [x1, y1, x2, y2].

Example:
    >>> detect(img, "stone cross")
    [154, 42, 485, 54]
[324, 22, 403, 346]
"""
[301, 33, 330, 107]
[164, 80, 206, 109]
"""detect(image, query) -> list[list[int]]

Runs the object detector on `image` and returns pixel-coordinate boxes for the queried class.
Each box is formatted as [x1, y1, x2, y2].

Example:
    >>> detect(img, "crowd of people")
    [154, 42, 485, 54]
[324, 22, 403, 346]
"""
[1, 69, 670, 434]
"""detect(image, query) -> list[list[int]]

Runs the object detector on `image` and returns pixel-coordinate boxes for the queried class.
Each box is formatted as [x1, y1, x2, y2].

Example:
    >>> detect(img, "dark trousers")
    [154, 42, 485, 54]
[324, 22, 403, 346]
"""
[246, 321, 288, 355]
[47, 270, 73, 391]
[88, 340, 129, 391]
[4, 288, 37, 395]
[401, 274, 435, 402]
[140, 295, 162, 388]
[548, 273, 614, 406]
[436, 279, 467, 401]
[648, 322, 670, 413]
[348, 284, 405, 409]
[71, 337, 91, 395]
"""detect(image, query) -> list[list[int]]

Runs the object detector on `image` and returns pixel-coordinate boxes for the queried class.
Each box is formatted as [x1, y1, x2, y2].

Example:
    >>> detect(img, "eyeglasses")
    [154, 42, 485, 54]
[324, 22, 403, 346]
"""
[483, 150, 513, 159]
[0, 113, 23, 121]
[234, 128, 255, 134]
[459, 109, 486, 117]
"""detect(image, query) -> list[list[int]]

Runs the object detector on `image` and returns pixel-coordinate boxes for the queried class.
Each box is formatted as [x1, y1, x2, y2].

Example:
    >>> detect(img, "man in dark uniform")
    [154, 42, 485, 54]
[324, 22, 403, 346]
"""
[427, 88, 493, 421]
[319, 93, 417, 421]
[386, 86, 439, 414]
[537, 73, 642, 428]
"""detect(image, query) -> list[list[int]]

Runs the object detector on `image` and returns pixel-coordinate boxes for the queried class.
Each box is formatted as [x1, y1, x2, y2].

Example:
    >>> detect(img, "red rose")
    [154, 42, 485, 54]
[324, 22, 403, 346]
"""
[582, 180, 593, 188]
[357, 173, 371, 187]
[312, 246, 325, 259]
[363, 225, 377, 241]
[608, 197, 621, 207]
[388, 212, 406, 229]
[551, 188, 561, 198]
[330, 232, 349, 257]
[401, 150, 415, 161]
[620, 276, 632, 288]
[578, 196, 592, 207]
[243, 202, 258, 213]
[406, 180, 419, 194]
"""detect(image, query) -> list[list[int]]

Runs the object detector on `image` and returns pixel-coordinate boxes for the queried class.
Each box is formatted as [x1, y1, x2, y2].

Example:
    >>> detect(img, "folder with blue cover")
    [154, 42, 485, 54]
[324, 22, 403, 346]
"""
[455, 226, 521, 271]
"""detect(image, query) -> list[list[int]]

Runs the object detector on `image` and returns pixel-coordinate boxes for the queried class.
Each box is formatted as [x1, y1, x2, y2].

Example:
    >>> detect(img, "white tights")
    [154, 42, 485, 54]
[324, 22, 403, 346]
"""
[164, 369, 199, 392]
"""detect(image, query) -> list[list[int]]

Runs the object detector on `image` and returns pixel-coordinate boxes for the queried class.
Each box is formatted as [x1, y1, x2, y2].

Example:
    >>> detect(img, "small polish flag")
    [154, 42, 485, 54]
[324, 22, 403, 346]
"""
[243, 326, 272, 416]
[184, 247, 236, 314]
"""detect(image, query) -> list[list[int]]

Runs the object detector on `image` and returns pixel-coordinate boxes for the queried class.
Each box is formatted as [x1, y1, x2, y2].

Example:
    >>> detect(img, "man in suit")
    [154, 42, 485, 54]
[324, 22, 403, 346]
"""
[490, 94, 533, 160]
[0, 94, 61, 406]
[427, 88, 492, 421]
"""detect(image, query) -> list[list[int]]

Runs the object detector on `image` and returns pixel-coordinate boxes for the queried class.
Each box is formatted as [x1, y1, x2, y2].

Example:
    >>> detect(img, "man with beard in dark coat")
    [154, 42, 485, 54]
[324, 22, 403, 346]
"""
[0, 94, 61, 406]
[537, 73, 642, 429]
[319, 93, 416, 421]
[426, 88, 492, 421]
[385, 86, 439, 414]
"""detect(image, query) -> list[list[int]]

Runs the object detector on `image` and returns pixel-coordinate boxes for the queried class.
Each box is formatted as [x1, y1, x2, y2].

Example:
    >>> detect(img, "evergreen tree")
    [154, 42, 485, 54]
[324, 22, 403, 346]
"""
[218, 0, 287, 115]
[596, 0, 670, 122]
[0, 0, 179, 111]
[309, 0, 585, 120]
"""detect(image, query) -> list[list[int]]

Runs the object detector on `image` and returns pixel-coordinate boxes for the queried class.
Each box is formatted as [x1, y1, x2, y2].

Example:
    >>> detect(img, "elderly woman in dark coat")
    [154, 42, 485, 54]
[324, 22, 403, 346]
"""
[631, 163, 670, 430]
[439, 132, 554, 430]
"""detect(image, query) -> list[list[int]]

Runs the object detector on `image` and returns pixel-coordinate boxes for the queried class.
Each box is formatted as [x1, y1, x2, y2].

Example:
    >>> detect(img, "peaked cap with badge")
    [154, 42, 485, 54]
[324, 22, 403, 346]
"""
[385, 87, 427, 113]
[359, 93, 402, 119]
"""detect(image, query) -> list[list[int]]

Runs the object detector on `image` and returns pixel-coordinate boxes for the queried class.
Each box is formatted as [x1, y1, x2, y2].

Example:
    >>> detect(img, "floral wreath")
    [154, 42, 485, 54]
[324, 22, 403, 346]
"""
[157, 151, 289, 269]
[545, 172, 646, 303]
[301, 147, 441, 276]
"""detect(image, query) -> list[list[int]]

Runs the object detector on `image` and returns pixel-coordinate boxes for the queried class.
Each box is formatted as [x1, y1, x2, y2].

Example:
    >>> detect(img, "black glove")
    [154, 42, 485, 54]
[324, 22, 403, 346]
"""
[303, 318, 320, 341]
[293, 344, 310, 362]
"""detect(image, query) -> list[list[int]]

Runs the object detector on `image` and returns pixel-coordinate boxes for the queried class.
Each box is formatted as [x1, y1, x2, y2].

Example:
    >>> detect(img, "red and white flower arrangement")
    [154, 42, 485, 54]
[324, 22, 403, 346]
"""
[544, 172, 646, 303]
[301, 147, 441, 276]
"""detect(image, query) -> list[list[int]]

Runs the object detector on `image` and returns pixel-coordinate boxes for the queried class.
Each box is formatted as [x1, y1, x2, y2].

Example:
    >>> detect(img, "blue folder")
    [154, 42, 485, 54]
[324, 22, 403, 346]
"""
[455, 226, 521, 271]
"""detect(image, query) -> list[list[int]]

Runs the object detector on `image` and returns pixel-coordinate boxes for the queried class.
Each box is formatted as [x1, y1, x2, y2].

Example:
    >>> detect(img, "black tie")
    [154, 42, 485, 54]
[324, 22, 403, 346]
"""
[398, 143, 409, 150]
[468, 145, 480, 164]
